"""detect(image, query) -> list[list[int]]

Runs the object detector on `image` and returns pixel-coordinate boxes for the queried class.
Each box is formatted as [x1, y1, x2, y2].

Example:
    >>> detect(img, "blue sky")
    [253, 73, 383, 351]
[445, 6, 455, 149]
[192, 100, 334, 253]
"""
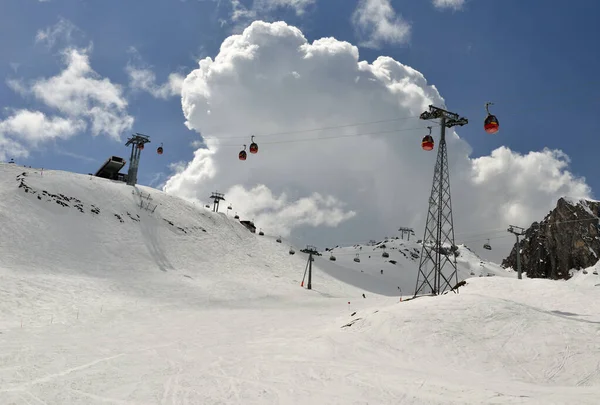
[2, 0, 598, 187]
[1, 0, 599, 257]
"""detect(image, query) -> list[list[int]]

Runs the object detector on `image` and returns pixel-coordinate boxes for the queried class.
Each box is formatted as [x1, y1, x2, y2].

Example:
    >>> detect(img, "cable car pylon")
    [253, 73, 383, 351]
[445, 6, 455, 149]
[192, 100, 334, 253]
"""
[414, 105, 468, 297]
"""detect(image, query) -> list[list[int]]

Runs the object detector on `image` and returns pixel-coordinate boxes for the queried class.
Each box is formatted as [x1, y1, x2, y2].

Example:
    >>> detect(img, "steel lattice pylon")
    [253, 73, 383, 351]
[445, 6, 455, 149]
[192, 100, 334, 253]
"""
[125, 133, 151, 186]
[414, 106, 468, 297]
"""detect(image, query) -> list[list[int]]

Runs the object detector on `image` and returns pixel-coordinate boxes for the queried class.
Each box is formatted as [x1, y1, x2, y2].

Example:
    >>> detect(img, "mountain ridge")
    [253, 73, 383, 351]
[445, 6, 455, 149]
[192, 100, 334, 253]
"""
[502, 196, 600, 279]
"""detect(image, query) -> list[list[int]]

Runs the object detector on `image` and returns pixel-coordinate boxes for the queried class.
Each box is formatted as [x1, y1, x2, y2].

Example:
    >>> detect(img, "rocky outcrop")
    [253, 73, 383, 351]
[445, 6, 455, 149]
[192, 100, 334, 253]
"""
[502, 197, 600, 279]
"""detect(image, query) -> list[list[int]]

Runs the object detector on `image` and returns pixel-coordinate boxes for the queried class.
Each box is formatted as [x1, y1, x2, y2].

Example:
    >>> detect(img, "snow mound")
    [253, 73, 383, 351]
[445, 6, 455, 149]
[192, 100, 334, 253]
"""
[333, 276, 600, 402]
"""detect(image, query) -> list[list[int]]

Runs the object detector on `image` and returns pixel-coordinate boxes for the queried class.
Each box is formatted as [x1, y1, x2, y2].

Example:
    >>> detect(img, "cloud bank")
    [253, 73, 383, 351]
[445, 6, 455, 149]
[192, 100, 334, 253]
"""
[163, 20, 591, 261]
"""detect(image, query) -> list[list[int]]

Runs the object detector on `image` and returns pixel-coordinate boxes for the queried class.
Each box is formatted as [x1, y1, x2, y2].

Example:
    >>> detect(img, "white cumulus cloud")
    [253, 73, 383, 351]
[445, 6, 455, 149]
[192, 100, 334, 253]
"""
[225, 0, 315, 31]
[164, 20, 591, 261]
[433, 0, 466, 10]
[253, 0, 314, 15]
[351, 0, 411, 49]
[226, 184, 357, 237]
[0, 108, 86, 161]
[0, 109, 86, 146]
[0, 18, 133, 160]
[126, 65, 184, 99]
[465, 147, 591, 227]
[125, 48, 184, 99]
[35, 17, 84, 49]
[9, 47, 134, 140]
[0, 134, 30, 162]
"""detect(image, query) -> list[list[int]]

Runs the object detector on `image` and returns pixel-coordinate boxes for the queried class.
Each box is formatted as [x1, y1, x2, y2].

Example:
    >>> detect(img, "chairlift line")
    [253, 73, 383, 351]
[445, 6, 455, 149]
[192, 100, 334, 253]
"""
[217, 113, 425, 140]
[206, 89, 584, 143]
[222, 124, 440, 150]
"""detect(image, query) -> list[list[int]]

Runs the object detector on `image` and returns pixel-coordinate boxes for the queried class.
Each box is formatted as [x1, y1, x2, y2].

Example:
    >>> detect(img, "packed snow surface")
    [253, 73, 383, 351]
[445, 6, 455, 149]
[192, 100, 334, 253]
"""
[0, 163, 599, 404]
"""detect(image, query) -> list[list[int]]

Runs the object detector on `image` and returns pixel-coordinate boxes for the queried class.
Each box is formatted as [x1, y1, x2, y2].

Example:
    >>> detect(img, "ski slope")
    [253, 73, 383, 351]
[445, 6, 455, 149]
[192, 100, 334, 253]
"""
[0, 163, 599, 404]
[314, 238, 511, 297]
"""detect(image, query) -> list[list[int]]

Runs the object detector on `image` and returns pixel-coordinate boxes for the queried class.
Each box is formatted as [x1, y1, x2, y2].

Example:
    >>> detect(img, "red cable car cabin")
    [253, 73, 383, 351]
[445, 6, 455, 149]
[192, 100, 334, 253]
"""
[239, 144, 247, 160]
[484, 102, 500, 134]
[157, 143, 163, 155]
[422, 135, 434, 151]
[249, 135, 258, 154]
[484, 114, 499, 134]
[138, 143, 144, 150]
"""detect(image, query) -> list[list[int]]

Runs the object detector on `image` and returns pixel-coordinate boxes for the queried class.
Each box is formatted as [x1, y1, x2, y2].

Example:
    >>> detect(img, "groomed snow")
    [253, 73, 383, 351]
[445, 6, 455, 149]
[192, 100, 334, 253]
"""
[0, 163, 599, 404]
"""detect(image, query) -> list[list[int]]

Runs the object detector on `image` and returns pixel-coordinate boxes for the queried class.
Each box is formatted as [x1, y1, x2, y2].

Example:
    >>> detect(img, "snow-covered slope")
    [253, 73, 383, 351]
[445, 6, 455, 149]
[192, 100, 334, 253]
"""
[315, 237, 512, 297]
[1, 163, 599, 404]
[0, 163, 375, 329]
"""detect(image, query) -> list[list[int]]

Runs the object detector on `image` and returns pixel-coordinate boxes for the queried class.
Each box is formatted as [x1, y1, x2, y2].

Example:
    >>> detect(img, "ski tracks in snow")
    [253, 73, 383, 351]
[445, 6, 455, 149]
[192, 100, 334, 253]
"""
[576, 361, 600, 387]
[545, 344, 575, 382]
[0, 342, 176, 404]
[0, 352, 129, 393]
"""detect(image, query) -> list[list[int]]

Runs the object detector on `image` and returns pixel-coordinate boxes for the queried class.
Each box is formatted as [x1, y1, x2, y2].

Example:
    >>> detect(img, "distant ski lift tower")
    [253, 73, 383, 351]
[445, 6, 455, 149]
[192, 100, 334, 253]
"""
[398, 227, 415, 240]
[301, 245, 319, 290]
[414, 105, 468, 297]
[507, 225, 526, 279]
[125, 133, 151, 186]
[209, 191, 225, 212]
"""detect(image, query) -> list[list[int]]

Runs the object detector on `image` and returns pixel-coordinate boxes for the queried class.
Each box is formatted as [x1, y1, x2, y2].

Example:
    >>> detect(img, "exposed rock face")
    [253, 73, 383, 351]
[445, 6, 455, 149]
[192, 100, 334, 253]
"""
[502, 197, 600, 279]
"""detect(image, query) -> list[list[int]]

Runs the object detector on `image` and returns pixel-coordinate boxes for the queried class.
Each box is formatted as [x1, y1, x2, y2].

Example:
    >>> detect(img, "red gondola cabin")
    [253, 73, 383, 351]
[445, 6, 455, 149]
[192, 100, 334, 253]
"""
[484, 102, 500, 134]
[484, 115, 499, 134]
[249, 135, 258, 154]
[422, 135, 434, 151]
[239, 144, 247, 160]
